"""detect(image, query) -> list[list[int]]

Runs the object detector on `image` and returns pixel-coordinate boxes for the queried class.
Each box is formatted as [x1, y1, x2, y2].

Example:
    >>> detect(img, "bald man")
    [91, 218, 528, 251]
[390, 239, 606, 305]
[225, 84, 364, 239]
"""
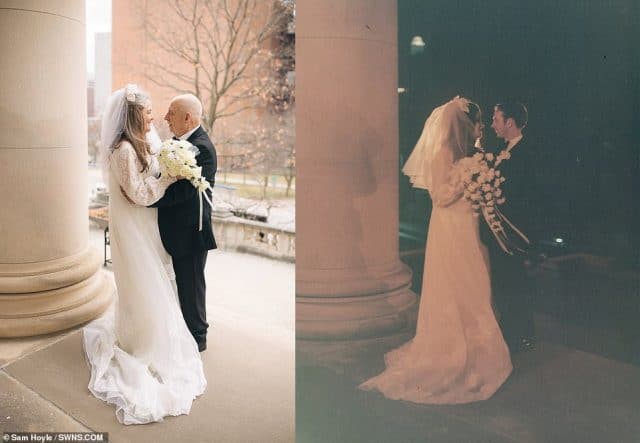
[151, 94, 217, 352]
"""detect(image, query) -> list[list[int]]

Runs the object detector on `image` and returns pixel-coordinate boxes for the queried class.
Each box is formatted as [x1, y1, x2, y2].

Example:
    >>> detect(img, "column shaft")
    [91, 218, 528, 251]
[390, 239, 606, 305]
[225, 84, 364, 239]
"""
[296, 0, 417, 343]
[0, 1, 114, 337]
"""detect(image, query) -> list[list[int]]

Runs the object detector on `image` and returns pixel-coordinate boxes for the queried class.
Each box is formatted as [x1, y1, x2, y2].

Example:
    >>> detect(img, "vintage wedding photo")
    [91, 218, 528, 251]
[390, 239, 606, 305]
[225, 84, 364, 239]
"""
[296, 1, 639, 442]
[0, 0, 294, 442]
[1, 0, 639, 442]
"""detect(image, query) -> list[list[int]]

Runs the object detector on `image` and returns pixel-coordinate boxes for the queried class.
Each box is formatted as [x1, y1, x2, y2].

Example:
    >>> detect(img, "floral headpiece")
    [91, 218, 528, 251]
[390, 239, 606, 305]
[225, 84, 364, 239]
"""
[125, 84, 138, 103]
[451, 95, 470, 113]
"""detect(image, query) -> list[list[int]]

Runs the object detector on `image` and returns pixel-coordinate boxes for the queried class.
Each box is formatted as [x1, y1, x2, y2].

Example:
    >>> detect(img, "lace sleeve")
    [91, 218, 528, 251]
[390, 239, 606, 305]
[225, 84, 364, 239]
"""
[148, 154, 161, 178]
[112, 142, 176, 206]
[429, 147, 463, 207]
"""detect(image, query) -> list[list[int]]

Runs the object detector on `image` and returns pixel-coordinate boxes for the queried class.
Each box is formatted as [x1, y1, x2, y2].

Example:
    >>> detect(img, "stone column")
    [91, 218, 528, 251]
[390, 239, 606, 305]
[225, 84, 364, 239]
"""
[0, 1, 114, 337]
[296, 0, 417, 352]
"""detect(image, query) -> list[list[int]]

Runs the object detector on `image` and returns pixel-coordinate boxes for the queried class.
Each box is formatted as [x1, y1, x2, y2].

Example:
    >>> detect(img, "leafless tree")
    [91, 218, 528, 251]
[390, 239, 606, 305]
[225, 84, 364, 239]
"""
[283, 136, 295, 197]
[254, 112, 293, 199]
[233, 5, 295, 197]
[138, 0, 294, 131]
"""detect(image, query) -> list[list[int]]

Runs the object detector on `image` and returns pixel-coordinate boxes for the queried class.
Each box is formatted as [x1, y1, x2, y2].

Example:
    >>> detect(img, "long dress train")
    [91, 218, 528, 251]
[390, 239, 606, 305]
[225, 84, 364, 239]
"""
[83, 141, 207, 424]
[359, 147, 512, 404]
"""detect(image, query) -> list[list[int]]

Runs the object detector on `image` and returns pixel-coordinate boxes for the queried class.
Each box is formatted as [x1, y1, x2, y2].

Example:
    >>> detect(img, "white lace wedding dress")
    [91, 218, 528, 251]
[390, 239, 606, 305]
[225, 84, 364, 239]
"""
[359, 147, 512, 404]
[83, 141, 207, 424]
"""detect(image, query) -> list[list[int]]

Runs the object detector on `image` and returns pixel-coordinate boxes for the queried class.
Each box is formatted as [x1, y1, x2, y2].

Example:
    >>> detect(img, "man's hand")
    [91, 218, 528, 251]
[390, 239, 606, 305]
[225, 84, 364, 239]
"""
[120, 186, 135, 205]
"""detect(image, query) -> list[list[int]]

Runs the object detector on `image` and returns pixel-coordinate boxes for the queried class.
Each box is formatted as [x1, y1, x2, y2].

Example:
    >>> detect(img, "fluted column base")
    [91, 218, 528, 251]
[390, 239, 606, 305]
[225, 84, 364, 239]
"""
[296, 262, 417, 341]
[0, 247, 115, 337]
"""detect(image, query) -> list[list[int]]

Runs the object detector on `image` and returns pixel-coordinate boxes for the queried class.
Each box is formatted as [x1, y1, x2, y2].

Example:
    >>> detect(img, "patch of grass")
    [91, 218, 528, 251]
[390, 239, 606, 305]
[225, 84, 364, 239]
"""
[231, 184, 295, 199]
[218, 173, 295, 199]
[218, 173, 295, 189]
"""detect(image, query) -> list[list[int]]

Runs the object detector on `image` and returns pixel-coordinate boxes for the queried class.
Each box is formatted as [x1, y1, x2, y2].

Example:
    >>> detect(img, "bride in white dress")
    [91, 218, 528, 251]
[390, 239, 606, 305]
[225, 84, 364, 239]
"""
[83, 85, 206, 424]
[359, 97, 512, 404]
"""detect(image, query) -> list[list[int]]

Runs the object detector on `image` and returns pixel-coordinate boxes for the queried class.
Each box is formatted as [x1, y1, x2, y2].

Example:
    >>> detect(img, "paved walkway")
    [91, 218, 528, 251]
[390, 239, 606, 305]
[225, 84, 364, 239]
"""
[298, 329, 640, 443]
[0, 250, 294, 443]
[297, 256, 640, 443]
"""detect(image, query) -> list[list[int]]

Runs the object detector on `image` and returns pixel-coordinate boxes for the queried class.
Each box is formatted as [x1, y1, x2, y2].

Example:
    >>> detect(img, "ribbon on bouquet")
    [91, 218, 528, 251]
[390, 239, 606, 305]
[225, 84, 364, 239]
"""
[197, 184, 214, 231]
[482, 206, 530, 256]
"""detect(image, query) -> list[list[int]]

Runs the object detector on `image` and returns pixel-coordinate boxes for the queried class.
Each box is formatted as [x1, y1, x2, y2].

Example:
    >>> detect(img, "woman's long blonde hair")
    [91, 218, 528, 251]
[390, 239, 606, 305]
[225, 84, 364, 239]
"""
[117, 90, 151, 172]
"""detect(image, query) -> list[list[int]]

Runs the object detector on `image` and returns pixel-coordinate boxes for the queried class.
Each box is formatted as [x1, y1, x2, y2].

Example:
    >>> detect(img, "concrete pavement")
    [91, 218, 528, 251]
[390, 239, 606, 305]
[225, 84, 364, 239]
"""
[297, 255, 640, 443]
[0, 249, 294, 443]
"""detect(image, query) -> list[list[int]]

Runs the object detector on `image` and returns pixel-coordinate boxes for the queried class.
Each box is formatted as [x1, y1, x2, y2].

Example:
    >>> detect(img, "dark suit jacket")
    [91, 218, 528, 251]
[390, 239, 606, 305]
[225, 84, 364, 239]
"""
[151, 126, 217, 257]
[481, 136, 545, 255]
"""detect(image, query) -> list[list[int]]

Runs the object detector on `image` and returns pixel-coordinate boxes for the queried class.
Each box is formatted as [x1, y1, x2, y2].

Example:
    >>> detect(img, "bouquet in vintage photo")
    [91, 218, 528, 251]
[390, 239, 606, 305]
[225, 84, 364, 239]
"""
[456, 151, 507, 228]
[453, 149, 528, 254]
[158, 139, 213, 230]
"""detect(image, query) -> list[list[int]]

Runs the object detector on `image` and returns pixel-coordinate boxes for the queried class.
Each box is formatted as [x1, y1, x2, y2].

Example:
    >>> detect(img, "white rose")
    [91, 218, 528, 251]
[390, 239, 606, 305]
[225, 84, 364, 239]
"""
[180, 165, 193, 177]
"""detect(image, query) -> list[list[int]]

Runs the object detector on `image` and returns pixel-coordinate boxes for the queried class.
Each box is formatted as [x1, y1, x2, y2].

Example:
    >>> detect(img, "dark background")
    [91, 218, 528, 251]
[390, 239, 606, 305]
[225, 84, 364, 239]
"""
[398, 0, 639, 265]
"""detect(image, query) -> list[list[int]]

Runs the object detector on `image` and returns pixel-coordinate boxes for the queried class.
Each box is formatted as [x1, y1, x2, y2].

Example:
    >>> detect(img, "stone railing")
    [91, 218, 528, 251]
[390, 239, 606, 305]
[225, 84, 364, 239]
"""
[89, 208, 295, 263]
[212, 216, 295, 263]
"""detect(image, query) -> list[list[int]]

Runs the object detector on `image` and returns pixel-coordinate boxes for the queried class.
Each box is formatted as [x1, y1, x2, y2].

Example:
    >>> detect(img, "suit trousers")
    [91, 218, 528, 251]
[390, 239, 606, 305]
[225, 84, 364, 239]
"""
[489, 248, 535, 346]
[173, 250, 209, 345]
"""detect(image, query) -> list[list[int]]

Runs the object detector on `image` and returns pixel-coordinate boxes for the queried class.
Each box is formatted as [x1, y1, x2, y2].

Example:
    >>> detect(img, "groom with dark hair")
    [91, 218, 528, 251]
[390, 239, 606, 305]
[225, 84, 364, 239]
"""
[483, 101, 539, 353]
[152, 94, 217, 352]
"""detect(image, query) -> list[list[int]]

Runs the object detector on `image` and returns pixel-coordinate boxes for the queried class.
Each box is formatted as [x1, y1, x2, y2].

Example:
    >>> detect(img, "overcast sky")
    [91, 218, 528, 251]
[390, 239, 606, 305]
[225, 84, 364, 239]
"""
[85, 0, 111, 77]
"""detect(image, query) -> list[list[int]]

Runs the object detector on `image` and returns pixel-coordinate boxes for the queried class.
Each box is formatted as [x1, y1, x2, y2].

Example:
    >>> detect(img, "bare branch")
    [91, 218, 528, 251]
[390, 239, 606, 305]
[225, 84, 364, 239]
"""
[140, 0, 293, 133]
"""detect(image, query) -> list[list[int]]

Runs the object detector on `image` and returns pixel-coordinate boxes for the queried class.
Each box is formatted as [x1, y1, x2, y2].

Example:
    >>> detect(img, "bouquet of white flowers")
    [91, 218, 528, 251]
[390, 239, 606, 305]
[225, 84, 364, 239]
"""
[157, 138, 213, 231]
[456, 151, 507, 227]
[453, 149, 529, 255]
